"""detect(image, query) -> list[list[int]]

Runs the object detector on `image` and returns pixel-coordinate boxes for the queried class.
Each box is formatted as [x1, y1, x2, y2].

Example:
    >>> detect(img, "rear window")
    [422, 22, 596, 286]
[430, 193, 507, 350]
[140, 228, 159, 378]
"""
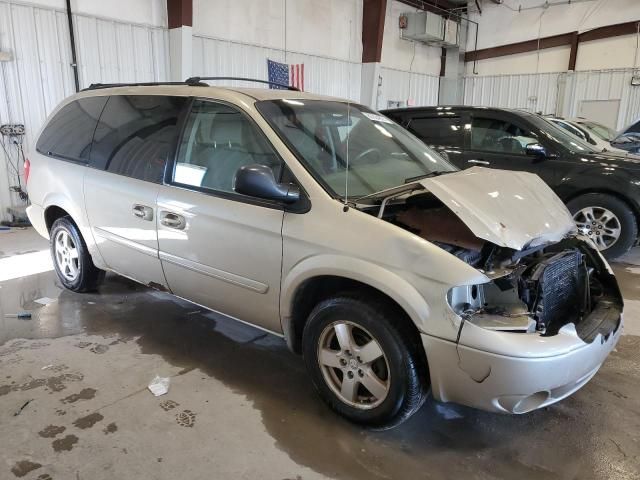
[90, 95, 187, 183]
[36, 97, 107, 163]
[407, 116, 463, 148]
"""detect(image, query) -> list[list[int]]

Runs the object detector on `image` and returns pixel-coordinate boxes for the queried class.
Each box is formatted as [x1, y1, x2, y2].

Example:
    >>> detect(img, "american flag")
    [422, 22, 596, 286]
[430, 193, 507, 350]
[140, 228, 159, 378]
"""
[267, 59, 304, 91]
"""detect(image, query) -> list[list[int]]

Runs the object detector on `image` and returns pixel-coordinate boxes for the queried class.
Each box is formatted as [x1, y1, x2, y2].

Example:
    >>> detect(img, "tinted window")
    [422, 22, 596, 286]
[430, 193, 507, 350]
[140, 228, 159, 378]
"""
[407, 116, 463, 148]
[36, 97, 107, 162]
[174, 100, 282, 194]
[471, 117, 539, 154]
[91, 95, 187, 183]
[553, 121, 586, 140]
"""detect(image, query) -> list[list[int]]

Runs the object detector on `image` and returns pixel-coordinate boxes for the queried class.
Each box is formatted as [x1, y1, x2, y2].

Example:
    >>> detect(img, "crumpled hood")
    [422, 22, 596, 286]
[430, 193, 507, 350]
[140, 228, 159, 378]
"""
[420, 167, 576, 250]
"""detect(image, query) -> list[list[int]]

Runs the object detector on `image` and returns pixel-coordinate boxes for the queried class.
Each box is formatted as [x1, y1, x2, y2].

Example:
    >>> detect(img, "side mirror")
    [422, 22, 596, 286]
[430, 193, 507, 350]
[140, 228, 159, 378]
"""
[525, 143, 548, 158]
[234, 164, 300, 204]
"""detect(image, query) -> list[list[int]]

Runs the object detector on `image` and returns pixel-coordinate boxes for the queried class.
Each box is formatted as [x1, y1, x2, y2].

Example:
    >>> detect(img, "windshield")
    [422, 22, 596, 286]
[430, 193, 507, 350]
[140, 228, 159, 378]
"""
[256, 100, 456, 199]
[533, 115, 598, 153]
[577, 121, 617, 141]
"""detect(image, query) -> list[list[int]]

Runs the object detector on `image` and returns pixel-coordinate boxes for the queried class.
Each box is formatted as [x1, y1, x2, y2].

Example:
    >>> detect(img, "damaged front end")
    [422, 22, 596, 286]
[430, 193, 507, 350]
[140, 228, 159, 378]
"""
[361, 167, 622, 343]
[359, 167, 623, 413]
[447, 237, 623, 343]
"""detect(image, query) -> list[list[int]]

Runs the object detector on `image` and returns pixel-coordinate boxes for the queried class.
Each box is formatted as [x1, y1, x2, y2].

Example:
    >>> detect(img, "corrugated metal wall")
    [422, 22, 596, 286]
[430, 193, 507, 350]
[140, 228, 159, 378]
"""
[379, 67, 439, 110]
[0, 0, 169, 220]
[562, 69, 640, 130]
[463, 69, 640, 130]
[463, 72, 562, 115]
[193, 35, 362, 102]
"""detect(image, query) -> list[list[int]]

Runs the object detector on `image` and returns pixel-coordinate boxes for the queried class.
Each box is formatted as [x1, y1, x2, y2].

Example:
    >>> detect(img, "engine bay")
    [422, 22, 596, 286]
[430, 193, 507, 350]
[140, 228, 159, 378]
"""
[367, 192, 623, 341]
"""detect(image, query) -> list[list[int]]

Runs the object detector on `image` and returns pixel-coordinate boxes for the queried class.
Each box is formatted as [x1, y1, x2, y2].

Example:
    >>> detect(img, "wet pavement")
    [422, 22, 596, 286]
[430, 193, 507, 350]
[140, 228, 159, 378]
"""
[1, 228, 639, 479]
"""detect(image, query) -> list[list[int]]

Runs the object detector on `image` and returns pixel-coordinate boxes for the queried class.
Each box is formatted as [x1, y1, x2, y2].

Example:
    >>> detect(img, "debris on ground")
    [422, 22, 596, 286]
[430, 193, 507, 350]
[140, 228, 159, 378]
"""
[14, 399, 33, 416]
[5, 312, 32, 319]
[148, 376, 170, 397]
[34, 297, 56, 306]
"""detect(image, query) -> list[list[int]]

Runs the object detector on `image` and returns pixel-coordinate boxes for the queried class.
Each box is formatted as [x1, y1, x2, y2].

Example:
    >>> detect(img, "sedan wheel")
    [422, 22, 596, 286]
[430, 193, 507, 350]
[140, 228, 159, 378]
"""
[54, 229, 80, 281]
[318, 321, 390, 409]
[573, 206, 622, 251]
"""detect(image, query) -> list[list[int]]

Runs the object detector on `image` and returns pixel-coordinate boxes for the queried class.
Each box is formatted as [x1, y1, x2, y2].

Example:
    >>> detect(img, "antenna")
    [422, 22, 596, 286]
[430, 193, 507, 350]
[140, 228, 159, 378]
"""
[343, 19, 353, 212]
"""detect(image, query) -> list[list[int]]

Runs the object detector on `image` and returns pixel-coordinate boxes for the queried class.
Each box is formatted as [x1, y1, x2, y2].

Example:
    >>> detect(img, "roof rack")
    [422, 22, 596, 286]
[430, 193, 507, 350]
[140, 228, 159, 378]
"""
[83, 80, 208, 91]
[185, 76, 300, 91]
[83, 77, 299, 92]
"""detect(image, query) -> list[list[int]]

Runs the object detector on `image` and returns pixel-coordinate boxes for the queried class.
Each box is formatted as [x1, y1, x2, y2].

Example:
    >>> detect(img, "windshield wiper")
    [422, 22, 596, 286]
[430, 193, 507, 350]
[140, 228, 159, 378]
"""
[404, 171, 448, 183]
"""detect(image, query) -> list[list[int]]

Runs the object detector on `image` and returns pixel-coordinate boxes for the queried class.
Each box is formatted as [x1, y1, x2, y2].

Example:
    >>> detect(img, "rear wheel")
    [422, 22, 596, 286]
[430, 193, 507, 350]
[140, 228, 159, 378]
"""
[50, 216, 104, 292]
[302, 295, 429, 429]
[567, 193, 637, 260]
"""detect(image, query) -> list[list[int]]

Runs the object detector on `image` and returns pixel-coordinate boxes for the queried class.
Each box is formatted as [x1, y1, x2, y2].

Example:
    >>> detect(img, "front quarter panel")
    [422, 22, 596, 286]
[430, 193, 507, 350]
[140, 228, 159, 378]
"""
[280, 197, 488, 341]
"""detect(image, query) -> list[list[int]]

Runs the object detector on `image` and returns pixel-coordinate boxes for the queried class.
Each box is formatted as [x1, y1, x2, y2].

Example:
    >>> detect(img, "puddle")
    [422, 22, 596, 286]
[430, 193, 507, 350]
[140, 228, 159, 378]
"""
[0, 268, 638, 479]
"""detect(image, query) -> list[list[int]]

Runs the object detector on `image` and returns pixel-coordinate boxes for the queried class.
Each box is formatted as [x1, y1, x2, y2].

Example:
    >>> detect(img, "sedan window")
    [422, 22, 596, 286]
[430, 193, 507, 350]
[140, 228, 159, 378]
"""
[470, 117, 539, 155]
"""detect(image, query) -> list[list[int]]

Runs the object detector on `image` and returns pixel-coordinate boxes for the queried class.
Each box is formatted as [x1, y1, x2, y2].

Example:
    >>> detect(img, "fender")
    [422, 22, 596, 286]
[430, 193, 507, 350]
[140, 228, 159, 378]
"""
[280, 254, 432, 334]
[555, 167, 640, 214]
[42, 191, 107, 270]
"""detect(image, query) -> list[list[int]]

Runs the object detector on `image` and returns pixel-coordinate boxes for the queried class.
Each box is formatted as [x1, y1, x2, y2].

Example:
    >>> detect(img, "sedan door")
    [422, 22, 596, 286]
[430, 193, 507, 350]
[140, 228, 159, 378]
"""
[84, 94, 188, 287]
[156, 99, 285, 333]
[402, 113, 466, 169]
[464, 113, 557, 185]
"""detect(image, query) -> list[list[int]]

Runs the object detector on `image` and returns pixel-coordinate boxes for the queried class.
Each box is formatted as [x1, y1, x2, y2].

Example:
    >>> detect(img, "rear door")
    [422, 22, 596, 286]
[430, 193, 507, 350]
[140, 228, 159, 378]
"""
[156, 99, 285, 333]
[84, 94, 188, 287]
[465, 112, 557, 184]
[403, 113, 466, 168]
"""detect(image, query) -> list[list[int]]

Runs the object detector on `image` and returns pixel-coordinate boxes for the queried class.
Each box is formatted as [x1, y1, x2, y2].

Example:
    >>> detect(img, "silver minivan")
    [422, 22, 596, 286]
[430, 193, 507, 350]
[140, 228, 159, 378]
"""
[26, 81, 623, 428]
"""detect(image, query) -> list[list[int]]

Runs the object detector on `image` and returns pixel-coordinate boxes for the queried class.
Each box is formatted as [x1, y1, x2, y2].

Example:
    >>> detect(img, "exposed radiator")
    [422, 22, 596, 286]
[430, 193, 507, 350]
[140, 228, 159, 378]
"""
[527, 250, 587, 332]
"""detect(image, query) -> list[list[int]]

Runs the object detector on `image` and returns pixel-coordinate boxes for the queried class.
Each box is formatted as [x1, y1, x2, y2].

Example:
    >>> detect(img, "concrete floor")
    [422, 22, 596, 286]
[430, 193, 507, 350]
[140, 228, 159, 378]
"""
[1, 228, 639, 480]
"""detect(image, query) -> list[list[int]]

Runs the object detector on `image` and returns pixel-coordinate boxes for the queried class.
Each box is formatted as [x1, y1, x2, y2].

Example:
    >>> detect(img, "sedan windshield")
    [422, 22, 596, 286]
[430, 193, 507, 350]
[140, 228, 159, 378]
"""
[532, 115, 597, 153]
[256, 100, 456, 199]
[577, 121, 617, 142]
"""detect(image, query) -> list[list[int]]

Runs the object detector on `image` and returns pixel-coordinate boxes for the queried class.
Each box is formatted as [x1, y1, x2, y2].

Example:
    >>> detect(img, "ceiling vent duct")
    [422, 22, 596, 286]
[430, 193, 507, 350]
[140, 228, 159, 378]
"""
[399, 11, 459, 47]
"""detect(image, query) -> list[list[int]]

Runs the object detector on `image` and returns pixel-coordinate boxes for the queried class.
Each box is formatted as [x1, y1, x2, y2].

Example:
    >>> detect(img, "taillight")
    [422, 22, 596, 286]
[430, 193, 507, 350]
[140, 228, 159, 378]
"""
[24, 158, 30, 184]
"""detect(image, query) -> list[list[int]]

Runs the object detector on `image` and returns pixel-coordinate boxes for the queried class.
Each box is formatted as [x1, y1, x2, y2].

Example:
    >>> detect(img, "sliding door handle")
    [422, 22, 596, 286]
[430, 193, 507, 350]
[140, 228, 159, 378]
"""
[132, 204, 154, 221]
[160, 211, 186, 230]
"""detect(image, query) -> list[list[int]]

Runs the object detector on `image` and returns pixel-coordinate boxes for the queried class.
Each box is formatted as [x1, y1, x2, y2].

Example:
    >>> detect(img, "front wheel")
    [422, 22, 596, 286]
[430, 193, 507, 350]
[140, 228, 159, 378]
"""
[567, 193, 637, 260]
[50, 216, 104, 292]
[302, 295, 429, 429]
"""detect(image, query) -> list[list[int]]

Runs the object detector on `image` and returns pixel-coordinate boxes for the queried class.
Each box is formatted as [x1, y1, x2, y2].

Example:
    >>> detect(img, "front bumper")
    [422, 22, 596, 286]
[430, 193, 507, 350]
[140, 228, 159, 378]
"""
[422, 312, 623, 414]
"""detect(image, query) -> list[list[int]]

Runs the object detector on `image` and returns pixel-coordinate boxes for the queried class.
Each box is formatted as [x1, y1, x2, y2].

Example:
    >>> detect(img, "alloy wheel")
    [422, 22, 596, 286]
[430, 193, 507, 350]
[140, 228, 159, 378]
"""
[573, 206, 621, 251]
[317, 321, 390, 409]
[54, 229, 80, 281]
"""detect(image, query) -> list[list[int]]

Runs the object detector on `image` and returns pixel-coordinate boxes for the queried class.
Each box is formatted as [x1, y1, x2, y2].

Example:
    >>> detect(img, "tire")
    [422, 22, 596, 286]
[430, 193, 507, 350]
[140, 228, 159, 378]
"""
[567, 193, 637, 260]
[50, 216, 104, 292]
[302, 295, 429, 429]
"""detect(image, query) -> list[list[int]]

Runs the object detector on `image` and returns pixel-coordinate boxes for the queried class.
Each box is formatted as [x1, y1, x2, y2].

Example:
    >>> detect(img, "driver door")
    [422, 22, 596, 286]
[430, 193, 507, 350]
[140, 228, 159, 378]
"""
[156, 99, 286, 332]
[464, 113, 557, 185]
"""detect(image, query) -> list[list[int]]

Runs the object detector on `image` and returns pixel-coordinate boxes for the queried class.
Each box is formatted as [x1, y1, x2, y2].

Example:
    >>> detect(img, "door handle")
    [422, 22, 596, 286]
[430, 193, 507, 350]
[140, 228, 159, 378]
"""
[132, 204, 154, 221]
[467, 159, 490, 165]
[160, 211, 186, 230]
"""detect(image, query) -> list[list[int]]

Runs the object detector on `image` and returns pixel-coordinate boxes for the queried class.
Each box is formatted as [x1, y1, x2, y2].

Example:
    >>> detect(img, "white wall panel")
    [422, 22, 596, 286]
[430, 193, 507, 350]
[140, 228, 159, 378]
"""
[193, 35, 361, 101]
[379, 67, 439, 110]
[463, 72, 562, 115]
[563, 69, 640, 130]
[0, 0, 169, 220]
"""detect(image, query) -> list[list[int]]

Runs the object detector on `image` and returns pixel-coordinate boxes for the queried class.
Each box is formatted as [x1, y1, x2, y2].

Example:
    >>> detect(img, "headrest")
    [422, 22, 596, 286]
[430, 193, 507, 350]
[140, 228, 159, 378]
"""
[197, 112, 244, 147]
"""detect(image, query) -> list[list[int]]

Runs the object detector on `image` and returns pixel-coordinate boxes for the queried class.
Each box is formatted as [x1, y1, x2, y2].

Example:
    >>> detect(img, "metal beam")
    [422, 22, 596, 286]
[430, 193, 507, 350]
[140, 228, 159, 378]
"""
[465, 32, 574, 62]
[362, 0, 387, 63]
[568, 31, 578, 71]
[465, 21, 640, 63]
[167, 0, 192, 29]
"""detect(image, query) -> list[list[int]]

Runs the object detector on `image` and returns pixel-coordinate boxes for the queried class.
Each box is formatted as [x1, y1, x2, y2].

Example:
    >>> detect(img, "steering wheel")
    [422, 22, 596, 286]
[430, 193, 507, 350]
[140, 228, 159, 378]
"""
[351, 147, 382, 165]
